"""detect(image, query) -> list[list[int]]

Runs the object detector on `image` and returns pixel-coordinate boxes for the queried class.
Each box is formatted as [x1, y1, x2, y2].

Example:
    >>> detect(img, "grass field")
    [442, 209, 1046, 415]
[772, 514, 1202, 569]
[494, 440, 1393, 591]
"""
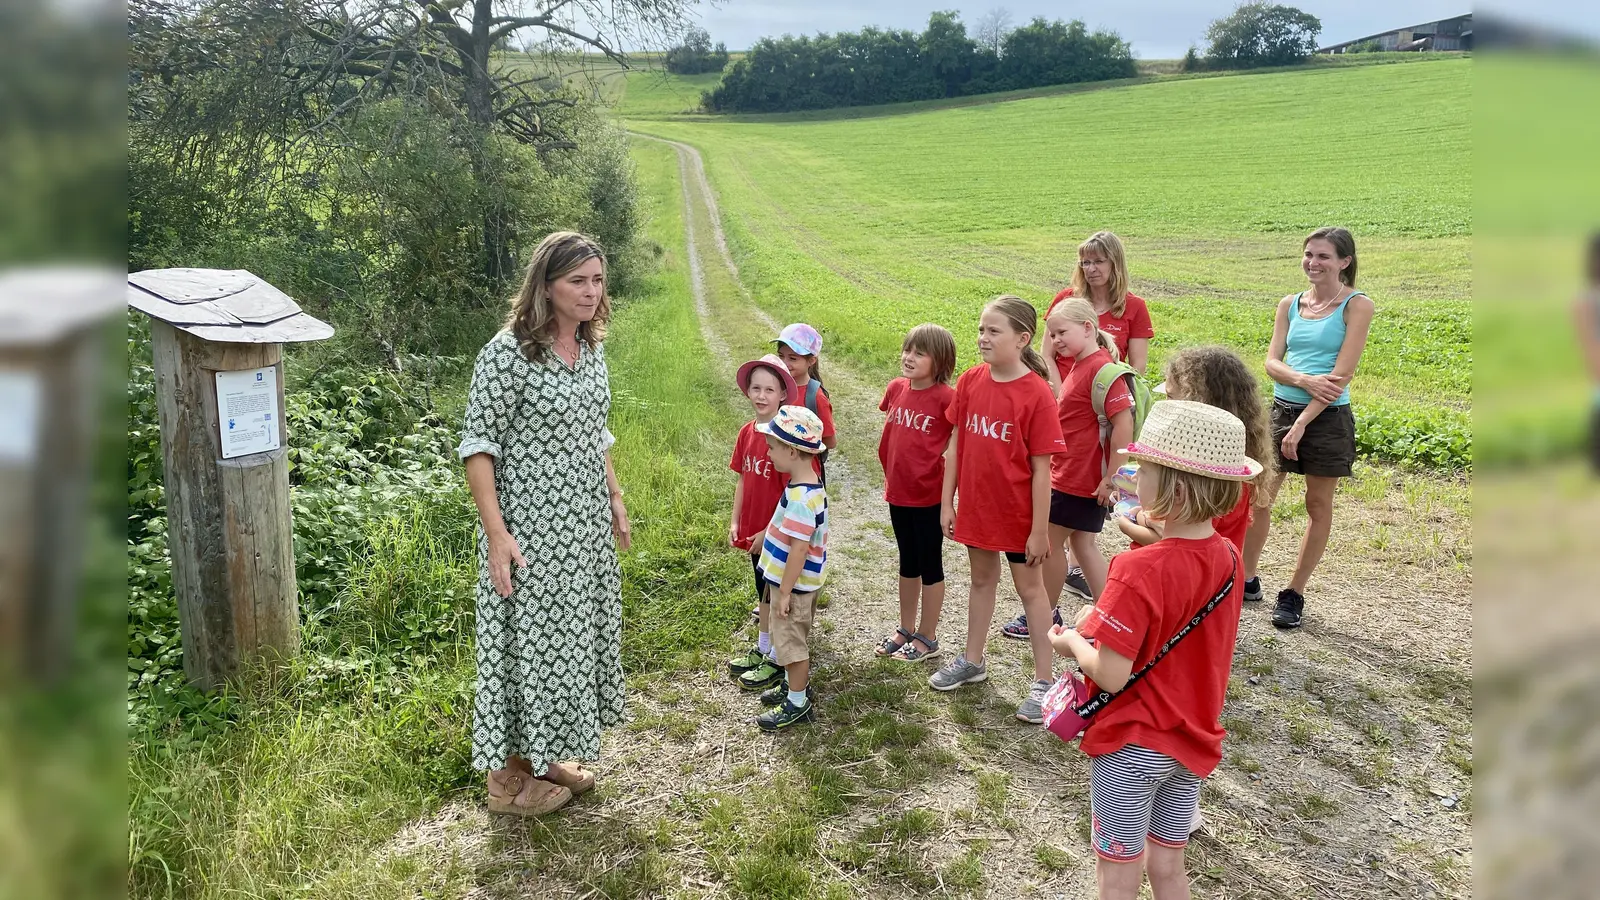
[626, 57, 1472, 468]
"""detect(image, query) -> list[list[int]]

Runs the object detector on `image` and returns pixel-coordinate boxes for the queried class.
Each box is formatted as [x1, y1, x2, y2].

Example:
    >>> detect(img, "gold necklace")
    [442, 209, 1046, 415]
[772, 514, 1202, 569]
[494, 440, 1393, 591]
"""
[1307, 284, 1345, 317]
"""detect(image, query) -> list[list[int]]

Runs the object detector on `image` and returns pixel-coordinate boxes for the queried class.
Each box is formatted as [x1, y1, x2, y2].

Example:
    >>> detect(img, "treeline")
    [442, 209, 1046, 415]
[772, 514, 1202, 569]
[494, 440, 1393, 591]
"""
[704, 13, 1135, 113]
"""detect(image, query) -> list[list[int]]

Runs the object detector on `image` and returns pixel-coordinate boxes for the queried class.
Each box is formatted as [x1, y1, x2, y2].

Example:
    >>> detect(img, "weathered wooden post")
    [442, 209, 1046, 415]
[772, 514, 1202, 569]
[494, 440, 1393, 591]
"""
[0, 268, 123, 683]
[127, 269, 332, 692]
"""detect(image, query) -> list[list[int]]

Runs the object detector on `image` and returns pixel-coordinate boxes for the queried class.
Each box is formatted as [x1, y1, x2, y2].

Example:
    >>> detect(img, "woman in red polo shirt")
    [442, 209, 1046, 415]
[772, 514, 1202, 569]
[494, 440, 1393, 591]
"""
[1047, 231, 1154, 378]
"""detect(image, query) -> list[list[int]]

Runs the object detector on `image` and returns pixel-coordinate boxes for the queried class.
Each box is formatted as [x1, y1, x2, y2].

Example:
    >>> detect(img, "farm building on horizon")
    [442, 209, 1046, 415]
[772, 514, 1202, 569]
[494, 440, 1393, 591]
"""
[1319, 13, 1472, 53]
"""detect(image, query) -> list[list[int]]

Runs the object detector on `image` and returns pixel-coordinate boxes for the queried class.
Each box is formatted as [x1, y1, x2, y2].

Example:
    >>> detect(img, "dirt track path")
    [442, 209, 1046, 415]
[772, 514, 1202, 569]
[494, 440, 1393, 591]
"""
[384, 135, 1473, 900]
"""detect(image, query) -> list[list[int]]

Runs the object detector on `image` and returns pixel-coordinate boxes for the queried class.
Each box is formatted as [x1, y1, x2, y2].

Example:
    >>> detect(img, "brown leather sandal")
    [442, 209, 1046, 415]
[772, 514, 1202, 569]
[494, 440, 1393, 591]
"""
[487, 769, 571, 816]
[538, 761, 596, 797]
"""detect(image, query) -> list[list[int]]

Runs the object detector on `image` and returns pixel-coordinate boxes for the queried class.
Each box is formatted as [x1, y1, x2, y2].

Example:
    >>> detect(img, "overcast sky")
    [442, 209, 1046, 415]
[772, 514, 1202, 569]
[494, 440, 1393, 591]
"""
[686, 2, 1480, 59]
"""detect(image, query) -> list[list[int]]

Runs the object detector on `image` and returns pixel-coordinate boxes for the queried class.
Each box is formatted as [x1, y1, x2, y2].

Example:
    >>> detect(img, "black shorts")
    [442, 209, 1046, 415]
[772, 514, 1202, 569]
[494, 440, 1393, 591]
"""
[1005, 550, 1027, 564]
[889, 504, 945, 584]
[1049, 490, 1107, 533]
[1271, 399, 1357, 478]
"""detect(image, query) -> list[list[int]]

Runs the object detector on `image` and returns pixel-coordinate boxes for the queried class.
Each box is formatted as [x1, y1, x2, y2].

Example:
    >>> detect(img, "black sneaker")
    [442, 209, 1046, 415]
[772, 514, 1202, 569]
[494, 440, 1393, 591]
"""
[1271, 589, 1304, 629]
[1243, 576, 1264, 603]
[1064, 567, 1093, 600]
[760, 682, 809, 707]
[756, 697, 815, 730]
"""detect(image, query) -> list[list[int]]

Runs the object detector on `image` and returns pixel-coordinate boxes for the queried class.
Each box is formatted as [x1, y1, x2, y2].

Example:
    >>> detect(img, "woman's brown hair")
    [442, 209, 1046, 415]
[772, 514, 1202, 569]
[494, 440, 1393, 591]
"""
[984, 295, 1051, 381]
[1070, 231, 1132, 317]
[505, 231, 610, 363]
[1163, 346, 1275, 481]
[903, 323, 958, 384]
[1304, 226, 1358, 287]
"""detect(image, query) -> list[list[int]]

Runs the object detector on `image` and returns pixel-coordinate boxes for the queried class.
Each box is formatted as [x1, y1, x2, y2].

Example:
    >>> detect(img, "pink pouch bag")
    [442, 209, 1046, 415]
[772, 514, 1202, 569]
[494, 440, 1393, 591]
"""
[1041, 670, 1096, 742]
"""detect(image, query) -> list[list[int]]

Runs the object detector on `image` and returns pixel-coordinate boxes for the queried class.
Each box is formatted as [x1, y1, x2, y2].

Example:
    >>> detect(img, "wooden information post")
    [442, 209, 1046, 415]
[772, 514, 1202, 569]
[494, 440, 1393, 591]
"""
[127, 269, 332, 692]
[0, 269, 123, 683]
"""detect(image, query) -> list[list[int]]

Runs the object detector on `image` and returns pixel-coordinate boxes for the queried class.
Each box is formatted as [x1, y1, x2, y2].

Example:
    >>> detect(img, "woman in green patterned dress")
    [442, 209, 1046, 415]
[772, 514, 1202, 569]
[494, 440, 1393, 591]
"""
[458, 231, 632, 816]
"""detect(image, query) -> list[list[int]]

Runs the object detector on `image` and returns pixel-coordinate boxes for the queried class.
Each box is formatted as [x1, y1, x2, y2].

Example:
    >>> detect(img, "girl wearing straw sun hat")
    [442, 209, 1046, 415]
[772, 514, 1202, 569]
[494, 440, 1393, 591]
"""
[1047, 400, 1256, 900]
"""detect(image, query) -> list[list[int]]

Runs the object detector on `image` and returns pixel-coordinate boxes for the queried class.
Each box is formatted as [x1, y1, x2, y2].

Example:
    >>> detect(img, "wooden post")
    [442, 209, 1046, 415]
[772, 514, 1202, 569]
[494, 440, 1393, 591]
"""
[148, 321, 297, 690]
[0, 269, 121, 684]
[128, 267, 331, 692]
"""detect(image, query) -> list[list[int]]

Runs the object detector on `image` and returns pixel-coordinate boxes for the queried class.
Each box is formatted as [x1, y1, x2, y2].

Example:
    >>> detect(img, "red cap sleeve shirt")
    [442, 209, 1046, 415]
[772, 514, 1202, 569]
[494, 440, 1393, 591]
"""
[1048, 290, 1154, 373]
[878, 378, 956, 508]
[1052, 349, 1135, 498]
[729, 421, 789, 551]
[1077, 535, 1244, 777]
[1212, 483, 1253, 552]
[944, 365, 1066, 553]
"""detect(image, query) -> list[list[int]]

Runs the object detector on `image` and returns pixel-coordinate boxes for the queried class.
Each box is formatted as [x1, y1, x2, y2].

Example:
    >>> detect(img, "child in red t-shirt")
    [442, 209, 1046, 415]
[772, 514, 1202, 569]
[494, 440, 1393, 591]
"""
[928, 297, 1066, 726]
[726, 355, 799, 690]
[1026, 298, 1135, 625]
[874, 324, 958, 663]
[1048, 400, 1260, 900]
[1045, 230, 1155, 377]
[1117, 348, 1274, 577]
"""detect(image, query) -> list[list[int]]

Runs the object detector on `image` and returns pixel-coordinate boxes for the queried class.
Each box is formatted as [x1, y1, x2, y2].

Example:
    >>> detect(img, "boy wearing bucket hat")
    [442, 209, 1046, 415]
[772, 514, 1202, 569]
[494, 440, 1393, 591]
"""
[726, 355, 800, 692]
[1046, 400, 1257, 900]
[751, 406, 831, 731]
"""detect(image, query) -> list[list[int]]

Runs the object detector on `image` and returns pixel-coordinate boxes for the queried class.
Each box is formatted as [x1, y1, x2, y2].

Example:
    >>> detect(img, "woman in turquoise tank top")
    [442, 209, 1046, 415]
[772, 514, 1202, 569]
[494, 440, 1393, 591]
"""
[1243, 227, 1376, 630]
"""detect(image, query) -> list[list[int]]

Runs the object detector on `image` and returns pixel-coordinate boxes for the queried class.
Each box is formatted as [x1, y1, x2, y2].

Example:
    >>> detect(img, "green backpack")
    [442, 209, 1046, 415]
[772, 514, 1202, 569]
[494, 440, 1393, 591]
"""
[1090, 362, 1153, 469]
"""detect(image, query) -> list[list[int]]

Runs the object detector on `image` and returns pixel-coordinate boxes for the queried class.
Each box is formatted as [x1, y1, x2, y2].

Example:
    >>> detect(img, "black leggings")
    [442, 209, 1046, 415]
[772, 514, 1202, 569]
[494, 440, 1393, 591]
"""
[889, 503, 945, 585]
[750, 552, 764, 604]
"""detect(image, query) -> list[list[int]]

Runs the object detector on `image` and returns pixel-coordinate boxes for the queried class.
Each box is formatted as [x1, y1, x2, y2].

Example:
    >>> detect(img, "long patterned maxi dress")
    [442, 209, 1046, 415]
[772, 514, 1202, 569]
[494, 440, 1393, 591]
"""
[457, 330, 626, 774]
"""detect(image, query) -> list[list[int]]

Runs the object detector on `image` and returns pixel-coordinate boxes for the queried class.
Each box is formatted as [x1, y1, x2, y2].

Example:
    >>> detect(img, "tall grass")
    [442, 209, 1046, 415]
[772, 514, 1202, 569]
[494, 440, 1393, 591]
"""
[126, 132, 745, 898]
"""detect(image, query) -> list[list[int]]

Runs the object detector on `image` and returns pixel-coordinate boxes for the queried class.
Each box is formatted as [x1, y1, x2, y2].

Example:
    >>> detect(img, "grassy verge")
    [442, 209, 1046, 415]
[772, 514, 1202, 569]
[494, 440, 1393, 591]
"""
[126, 138, 746, 899]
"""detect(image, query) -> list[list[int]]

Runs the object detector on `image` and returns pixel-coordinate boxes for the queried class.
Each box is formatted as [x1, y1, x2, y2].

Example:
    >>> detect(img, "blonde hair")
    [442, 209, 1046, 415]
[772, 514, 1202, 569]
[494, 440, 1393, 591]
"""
[1047, 297, 1120, 362]
[984, 295, 1051, 380]
[1071, 231, 1131, 317]
[1139, 462, 1243, 525]
[505, 231, 610, 364]
[1163, 346, 1275, 482]
[903, 323, 957, 384]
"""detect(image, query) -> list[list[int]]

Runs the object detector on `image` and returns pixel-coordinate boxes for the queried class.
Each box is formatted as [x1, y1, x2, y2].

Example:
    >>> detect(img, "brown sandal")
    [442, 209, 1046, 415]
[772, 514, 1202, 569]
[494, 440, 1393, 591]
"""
[487, 769, 571, 816]
[538, 761, 596, 797]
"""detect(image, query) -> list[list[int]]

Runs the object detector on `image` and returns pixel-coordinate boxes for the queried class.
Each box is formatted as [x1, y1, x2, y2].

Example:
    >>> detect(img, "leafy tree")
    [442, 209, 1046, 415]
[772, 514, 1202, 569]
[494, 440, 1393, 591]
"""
[1204, 2, 1322, 69]
[1182, 45, 1203, 71]
[666, 26, 730, 74]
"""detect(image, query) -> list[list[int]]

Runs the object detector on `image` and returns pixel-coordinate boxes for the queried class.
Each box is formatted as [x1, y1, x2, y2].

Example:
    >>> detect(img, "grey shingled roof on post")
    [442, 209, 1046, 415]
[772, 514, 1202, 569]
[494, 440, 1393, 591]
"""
[0, 267, 126, 347]
[127, 268, 334, 343]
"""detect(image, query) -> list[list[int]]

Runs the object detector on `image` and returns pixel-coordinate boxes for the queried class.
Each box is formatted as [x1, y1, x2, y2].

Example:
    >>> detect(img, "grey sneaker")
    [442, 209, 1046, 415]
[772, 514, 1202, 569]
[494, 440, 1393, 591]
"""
[1015, 679, 1052, 724]
[929, 655, 988, 691]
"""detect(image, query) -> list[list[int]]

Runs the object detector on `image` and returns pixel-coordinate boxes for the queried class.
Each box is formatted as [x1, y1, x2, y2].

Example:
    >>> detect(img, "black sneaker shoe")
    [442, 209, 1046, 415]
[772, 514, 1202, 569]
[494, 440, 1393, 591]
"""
[738, 658, 784, 691]
[1064, 567, 1093, 600]
[1243, 576, 1264, 603]
[756, 696, 815, 730]
[1271, 589, 1304, 629]
[761, 682, 808, 707]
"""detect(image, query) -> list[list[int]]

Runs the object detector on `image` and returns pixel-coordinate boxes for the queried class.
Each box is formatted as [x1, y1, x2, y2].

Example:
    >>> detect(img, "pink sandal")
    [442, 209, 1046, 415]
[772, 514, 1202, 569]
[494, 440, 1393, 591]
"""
[487, 769, 571, 816]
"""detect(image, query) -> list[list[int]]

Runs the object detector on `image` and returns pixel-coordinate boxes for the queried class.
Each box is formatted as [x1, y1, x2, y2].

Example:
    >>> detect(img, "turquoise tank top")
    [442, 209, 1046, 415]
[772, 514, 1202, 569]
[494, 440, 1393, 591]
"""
[1273, 290, 1365, 407]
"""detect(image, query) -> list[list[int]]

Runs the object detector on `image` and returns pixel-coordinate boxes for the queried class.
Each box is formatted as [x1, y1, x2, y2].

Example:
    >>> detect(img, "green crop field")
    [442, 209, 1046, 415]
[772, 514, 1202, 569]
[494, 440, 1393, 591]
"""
[627, 57, 1472, 468]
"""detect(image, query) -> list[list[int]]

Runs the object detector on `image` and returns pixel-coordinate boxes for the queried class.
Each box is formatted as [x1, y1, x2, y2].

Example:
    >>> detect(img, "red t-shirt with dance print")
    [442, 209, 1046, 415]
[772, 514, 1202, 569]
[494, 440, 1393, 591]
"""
[729, 421, 789, 551]
[944, 365, 1066, 552]
[878, 378, 956, 508]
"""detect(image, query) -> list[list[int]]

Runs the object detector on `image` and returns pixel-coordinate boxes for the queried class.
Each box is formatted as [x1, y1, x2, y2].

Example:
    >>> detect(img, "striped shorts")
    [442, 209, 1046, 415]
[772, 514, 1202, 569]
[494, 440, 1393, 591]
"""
[1089, 745, 1201, 862]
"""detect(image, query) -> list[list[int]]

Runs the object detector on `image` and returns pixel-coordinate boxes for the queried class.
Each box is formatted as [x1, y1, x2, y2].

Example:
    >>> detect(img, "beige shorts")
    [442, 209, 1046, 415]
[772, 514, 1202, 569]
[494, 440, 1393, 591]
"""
[765, 582, 817, 666]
